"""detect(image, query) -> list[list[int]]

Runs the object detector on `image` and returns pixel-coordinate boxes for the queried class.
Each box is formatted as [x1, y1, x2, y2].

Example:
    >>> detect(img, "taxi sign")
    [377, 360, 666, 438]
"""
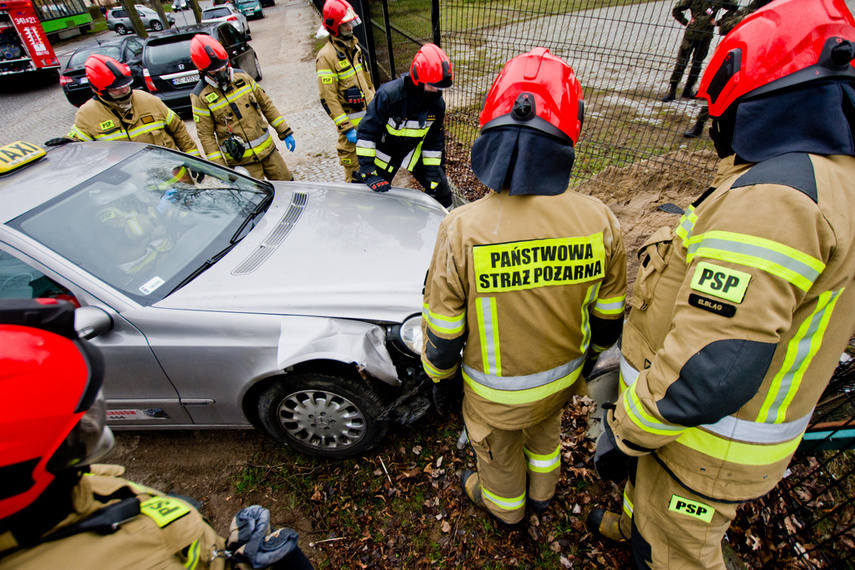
[0, 141, 46, 175]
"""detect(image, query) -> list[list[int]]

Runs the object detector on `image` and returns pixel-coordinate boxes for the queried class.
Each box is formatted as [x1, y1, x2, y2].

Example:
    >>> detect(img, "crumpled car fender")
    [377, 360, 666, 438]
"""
[276, 318, 400, 385]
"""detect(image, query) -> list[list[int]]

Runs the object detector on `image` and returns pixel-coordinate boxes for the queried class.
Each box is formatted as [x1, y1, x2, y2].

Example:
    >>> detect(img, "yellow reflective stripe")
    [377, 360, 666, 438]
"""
[422, 157, 441, 166]
[595, 295, 626, 315]
[476, 297, 500, 376]
[676, 426, 803, 466]
[386, 123, 430, 138]
[524, 444, 560, 473]
[242, 134, 273, 157]
[317, 69, 335, 77]
[580, 284, 598, 354]
[185, 148, 200, 156]
[166, 109, 176, 124]
[686, 230, 824, 292]
[207, 151, 223, 160]
[422, 356, 459, 380]
[192, 106, 211, 116]
[623, 491, 634, 518]
[757, 289, 843, 423]
[624, 382, 685, 436]
[406, 140, 425, 170]
[356, 147, 374, 156]
[463, 366, 581, 405]
[127, 121, 166, 139]
[481, 486, 525, 510]
[333, 113, 348, 125]
[184, 540, 200, 569]
[337, 67, 356, 79]
[95, 130, 129, 141]
[70, 125, 93, 141]
[422, 303, 466, 335]
[675, 206, 697, 244]
[207, 85, 254, 111]
[270, 116, 285, 127]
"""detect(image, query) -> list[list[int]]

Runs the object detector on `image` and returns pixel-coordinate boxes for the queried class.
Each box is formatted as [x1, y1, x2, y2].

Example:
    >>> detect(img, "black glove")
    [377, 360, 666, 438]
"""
[365, 174, 391, 193]
[44, 137, 75, 147]
[227, 506, 299, 569]
[344, 85, 364, 105]
[432, 374, 462, 417]
[581, 354, 600, 380]
[593, 403, 632, 483]
[222, 136, 246, 162]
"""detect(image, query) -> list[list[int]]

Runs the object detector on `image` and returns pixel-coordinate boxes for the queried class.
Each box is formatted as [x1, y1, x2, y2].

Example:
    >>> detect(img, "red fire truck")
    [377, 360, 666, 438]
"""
[0, 0, 61, 76]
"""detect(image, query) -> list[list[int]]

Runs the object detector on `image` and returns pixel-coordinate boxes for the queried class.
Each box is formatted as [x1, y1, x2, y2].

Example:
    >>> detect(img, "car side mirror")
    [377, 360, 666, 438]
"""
[75, 306, 113, 340]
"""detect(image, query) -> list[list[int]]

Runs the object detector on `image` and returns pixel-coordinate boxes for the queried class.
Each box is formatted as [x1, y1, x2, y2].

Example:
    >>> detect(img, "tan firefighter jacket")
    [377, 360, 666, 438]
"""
[191, 71, 292, 167]
[422, 191, 627, 430]
[611, 153, 855, 502]
[0, 465, 226, 569]
[316, 35, 375, 135]
[68, 91, 200, 156]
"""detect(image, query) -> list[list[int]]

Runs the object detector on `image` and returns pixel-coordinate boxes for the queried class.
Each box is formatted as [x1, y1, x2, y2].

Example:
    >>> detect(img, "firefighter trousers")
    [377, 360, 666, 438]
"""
[336, 133, 359, 183]
[619, 454, 739, 569]
[464, 404, 563, 524]
[236, 149, 293, 181]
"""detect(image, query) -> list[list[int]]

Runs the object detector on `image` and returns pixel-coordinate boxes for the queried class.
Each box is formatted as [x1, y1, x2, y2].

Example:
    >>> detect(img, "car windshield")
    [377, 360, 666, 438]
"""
[146, 38, 193, 66]
[202, 7, 231, 18]
[68, 46, 123, 68]
[12, 147, 272, 305]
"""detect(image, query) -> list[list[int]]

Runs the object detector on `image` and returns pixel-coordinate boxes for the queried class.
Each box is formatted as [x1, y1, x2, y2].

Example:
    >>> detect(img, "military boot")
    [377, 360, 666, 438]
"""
[683, 116, 706, 138]
[661, 83, 678, 102]
[586, 508, 628, 543]
[461, 470, 486, 510]
[681, 85, 698, 99]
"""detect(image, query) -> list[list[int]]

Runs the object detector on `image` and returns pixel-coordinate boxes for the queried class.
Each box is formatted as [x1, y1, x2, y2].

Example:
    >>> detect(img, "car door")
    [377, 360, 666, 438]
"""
[0, 243, 194, 427]
[217, 24, 252, 74]
[123, 37, 145, 89]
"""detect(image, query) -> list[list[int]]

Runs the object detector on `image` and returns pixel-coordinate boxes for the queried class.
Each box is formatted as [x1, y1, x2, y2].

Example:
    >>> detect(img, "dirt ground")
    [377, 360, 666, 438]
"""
[107, 149, 715, 567]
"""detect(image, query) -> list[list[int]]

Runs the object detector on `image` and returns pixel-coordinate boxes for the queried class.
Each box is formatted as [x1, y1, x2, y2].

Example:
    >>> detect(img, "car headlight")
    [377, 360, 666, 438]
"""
[398, 314, 423, 356]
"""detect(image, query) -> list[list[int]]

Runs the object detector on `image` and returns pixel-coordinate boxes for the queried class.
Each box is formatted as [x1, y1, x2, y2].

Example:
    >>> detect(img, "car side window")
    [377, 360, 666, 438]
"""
[113, 9, 126, 18]
[126, 38, 143, 58]
[0, 250, 77, 305]
[219, 25, 242, 49]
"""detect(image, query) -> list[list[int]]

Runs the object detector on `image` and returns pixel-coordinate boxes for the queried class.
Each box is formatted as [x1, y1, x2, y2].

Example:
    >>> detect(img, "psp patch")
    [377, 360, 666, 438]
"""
[690, 261, 750, 303]
[99, 119, 115, 130]
[205, 92, 219, 103]
[668, 495, 714, 523]
[140, 496, 191, 527]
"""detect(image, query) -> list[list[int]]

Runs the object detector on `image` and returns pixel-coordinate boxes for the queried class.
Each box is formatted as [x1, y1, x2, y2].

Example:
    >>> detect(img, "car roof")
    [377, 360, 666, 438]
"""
[144, 23, 222, 44]
[0, 142, 143, 223]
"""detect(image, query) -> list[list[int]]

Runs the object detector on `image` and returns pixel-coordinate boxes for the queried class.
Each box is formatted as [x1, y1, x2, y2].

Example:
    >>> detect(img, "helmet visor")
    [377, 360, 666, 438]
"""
[46, 389, 114, 472]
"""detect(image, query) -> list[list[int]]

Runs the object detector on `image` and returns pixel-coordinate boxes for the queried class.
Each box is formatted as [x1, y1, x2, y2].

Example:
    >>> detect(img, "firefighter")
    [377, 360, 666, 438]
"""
[0, 299, 314, 570]
[316, 0, 375, 183]
[47, 55, 199, 155]
[588, 1, 855, 568]
[190, 35, 295, 181]
[421, 48, 627, 525]
[356, 43, 453, 207]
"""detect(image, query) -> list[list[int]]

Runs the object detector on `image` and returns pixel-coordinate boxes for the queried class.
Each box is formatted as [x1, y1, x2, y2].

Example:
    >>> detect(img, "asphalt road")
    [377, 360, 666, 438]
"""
[0, 0, 343, 182]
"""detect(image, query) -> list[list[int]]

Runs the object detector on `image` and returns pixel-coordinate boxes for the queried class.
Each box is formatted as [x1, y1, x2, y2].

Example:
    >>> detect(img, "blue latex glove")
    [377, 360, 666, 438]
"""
[156, 188, 179, 215]
[345, 129, 358, 144]
[283, 134, 295, 152]
[227, 506, 299, 569]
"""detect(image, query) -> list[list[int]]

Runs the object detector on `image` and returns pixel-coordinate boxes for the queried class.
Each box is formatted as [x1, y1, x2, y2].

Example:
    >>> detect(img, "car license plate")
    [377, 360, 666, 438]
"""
[79, 77, 88, 84]
[172, 73, 199, 86]
[0, 141, 46, 174]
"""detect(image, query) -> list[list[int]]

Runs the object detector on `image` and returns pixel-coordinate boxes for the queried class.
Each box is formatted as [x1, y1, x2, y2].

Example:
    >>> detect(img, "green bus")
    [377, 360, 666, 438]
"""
[32, 0, 93, 40]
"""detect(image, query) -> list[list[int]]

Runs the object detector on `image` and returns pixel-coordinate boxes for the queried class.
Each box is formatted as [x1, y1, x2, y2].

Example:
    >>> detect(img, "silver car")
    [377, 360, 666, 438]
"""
[0, 141, 445, 458]
[107, 5, 175, 35]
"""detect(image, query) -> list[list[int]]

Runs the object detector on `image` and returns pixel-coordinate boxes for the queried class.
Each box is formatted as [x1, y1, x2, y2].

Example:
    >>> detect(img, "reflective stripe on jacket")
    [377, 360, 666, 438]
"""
[422, 190, 627, 430]
[612, 153, 855, 502]
[190, 70, 291, 167]
[69, 91, 200, 156]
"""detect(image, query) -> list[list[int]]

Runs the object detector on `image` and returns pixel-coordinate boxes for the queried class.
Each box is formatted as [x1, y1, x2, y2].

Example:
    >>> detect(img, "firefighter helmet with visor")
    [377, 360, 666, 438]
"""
[409, 43, 453, 89]
[322, 0, 361, 37]
[85, 54, 133, 98]
[190, 34, 230, 73]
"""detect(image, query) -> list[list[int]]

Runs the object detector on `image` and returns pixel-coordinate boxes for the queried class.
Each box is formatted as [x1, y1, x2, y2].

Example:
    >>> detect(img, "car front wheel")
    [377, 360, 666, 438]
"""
[115, 24, 127, 34]
[151, 20, 163, 31]
[258, 373, 387, 458]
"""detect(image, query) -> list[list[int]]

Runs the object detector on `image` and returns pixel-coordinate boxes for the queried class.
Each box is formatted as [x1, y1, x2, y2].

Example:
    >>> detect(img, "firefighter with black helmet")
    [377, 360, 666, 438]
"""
[316, 0, 375, 183]
[421, 48, 627, 525]
[48, 54, 200, 155]
[588, 1, 855, 567]
[0, 299, 314, 569]
[355, 43, 453, 207]
[189, 35, 295, 181]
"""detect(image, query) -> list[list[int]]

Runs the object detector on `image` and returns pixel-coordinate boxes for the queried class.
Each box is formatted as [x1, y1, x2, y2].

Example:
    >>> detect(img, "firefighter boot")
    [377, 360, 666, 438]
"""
[661, 83, 678, 102]
[586, 508, 628, 543]
[461, 470, 486, 511]
[683, 115, 707, 138]
[681, 83, 698, 99]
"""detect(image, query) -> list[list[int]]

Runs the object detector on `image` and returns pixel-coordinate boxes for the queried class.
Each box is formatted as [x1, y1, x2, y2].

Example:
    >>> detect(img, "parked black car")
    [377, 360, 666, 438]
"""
[141, 23, 262, 114]
[59, 36, 146, 107]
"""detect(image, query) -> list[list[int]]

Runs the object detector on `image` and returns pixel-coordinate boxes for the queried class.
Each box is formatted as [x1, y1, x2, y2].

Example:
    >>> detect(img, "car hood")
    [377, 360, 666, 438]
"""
[158, 181, 446, 323]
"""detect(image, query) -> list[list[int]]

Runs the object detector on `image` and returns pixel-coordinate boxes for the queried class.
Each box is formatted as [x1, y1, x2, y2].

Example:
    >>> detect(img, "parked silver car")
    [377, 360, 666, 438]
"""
[107, 5, 175, 35]
[0, 141, 446, 458]
[201, 4, 250, 38]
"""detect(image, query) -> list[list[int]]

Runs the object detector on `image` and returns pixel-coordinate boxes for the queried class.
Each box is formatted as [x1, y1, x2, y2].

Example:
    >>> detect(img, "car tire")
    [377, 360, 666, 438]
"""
[258, 372, 388, 458]
[259, 9, 265, 18]
[252, 54, 262, 81]
[115, 24, 127, 35]
[151, 20, 163, 31]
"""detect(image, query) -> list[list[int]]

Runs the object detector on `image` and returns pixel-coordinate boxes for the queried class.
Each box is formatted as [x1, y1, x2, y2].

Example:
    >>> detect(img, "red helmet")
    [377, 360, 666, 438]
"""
[0, 299, 111, 521]
[190, 34, 229, 72]
[322, 0, 360, 36]
[479, 47, 584, 145]
[410, 43, 453, 89]
[699, 0, 855, 118]
[85, 54, 133, 96]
